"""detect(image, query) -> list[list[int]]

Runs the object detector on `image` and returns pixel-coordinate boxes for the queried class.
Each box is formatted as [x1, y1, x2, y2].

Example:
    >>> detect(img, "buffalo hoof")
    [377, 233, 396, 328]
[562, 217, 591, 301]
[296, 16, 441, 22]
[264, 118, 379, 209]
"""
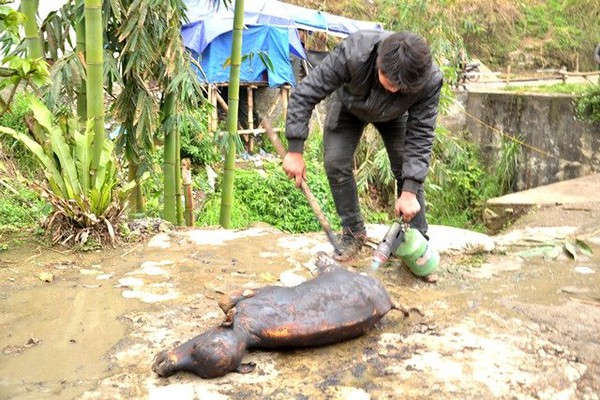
[152, 350, 174, 378]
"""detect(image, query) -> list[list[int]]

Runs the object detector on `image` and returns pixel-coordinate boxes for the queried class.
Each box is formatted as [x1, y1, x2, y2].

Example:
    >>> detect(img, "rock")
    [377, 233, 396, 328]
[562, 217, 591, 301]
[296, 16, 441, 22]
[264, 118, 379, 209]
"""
[279, 269, 306, 287]
[38, 272, 54, 282]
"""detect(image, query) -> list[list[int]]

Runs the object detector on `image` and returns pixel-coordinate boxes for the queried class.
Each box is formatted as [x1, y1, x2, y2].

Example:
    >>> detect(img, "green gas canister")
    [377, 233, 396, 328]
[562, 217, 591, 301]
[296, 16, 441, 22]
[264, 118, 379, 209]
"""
[395, 226, 439, 277]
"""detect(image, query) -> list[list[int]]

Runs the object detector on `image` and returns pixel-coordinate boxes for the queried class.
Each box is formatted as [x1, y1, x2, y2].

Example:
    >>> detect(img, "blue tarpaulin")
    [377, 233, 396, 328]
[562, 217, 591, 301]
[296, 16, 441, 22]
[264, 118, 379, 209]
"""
[182, 0, 382, 87]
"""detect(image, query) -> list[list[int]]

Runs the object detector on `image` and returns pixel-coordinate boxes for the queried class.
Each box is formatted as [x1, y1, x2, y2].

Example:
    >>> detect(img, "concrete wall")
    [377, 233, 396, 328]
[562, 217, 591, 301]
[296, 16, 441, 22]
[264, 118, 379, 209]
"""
[465, 90, 600, 190]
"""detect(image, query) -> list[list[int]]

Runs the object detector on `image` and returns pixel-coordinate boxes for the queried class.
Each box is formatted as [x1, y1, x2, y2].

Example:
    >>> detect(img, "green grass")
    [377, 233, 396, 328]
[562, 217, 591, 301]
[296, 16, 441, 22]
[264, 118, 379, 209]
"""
[0, 179, 51, 234]
[503, 83, 593, 94]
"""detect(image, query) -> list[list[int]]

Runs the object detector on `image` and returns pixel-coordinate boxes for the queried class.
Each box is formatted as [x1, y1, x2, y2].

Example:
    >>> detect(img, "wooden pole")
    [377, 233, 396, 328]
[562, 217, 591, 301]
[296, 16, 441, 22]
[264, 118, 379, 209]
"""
[182, 158, 194, 226]
[280, 85, 290, 120]
[247, 85, 256, 153]
[210, 86, 218, 132]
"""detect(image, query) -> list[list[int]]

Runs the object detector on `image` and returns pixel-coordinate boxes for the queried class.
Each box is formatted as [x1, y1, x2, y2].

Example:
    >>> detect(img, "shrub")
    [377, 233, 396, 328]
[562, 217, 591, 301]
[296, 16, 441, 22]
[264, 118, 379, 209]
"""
[575, 84, 600, 124]
[197, 160, 340, 233]
[0, 93, 39, 176]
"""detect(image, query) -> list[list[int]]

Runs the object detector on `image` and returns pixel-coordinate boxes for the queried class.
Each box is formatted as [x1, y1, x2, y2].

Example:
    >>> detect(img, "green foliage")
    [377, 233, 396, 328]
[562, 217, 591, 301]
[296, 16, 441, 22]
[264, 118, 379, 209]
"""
[517, 0, 592, 68]
[425, 133, 492, 230]
[197, 192, 252, 229]
[0, 4, 25, 52]
[352, 124, 520, 231]
[0, 56, 51, 89]
[503, 83, 591, 94]
[575, 84, 600, 124]
[0, 176, 50, 233]
[0, 91, 28, 130]
[425, 131, 521, 230]
[493, 134, 522, 195]
[354, 128, 395, 213]
[368, 0, 600, 71]
[137, 147, 166, 219]
[197, 161, 340, 233]
[0, 97, 139, 245]
[180, 109, 221, 167]
[0, 93, 39, 175]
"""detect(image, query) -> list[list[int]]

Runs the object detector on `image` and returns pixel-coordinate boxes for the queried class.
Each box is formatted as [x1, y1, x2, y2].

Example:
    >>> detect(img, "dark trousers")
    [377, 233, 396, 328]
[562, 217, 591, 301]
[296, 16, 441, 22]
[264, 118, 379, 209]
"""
[323, 96, 429, 236]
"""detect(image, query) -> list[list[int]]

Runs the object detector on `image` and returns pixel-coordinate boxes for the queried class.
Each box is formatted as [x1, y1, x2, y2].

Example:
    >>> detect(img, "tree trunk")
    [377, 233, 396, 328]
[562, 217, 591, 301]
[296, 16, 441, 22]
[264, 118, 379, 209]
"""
[219, 0, 245, 228]
[85, 0, 105, 184]
[21, 0, 43, 59]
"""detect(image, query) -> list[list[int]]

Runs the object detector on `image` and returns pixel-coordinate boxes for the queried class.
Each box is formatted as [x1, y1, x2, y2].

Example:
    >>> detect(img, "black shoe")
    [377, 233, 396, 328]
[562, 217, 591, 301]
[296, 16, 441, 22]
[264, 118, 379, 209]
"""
[333, 227, 367, 261]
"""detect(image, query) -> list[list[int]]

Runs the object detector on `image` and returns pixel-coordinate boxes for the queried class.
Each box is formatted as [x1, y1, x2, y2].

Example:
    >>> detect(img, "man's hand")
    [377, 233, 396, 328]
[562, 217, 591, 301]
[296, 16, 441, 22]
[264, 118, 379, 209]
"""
[282, 152, 307, 188]
[395, 191, 421, 222]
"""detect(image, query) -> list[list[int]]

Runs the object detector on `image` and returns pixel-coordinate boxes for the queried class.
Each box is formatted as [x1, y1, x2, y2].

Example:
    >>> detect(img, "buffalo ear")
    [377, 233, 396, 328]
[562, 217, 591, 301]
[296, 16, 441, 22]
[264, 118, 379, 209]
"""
[235, 362, 256, 374]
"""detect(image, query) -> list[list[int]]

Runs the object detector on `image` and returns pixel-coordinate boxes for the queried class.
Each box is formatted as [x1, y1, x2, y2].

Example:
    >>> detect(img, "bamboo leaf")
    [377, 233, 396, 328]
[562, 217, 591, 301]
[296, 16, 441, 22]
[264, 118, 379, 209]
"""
[515, 246, 556, 258]
[543, 245, 562, 261]
[564, 241, 578, 260]
[574, 239, 594, 256]
[104, 218, 115, 243]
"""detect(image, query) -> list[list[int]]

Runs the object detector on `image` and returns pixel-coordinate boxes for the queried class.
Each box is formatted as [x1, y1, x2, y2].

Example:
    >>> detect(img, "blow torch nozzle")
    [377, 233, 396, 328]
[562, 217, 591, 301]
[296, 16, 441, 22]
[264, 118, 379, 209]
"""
[370, 221, 405, 271]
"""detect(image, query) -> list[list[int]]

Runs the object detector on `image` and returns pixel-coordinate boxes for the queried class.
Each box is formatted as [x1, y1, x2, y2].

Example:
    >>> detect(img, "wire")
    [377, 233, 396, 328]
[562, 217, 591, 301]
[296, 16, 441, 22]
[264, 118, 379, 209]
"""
[460, 108, 563, 161]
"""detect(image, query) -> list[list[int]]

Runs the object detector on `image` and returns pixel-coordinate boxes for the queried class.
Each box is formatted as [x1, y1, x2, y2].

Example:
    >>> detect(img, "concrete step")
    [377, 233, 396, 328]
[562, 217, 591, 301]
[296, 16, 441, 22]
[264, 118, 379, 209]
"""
[484, 173, 600, 233]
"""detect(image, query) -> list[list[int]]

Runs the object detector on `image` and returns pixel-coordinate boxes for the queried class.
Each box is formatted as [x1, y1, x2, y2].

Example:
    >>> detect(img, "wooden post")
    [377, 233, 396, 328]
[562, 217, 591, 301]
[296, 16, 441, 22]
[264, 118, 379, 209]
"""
[210, 86, 218, 132]
[505, 65, 511, 85]
[182, 158, 194, 227]
[247, 85, 256, 153]
[265, 93, 281, 120]
[281, 85, 290, 121]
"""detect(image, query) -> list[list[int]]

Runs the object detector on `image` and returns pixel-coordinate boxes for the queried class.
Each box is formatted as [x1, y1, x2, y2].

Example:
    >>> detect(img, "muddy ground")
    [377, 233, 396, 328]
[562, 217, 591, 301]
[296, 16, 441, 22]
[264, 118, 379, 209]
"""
[1, 203, 599, 400]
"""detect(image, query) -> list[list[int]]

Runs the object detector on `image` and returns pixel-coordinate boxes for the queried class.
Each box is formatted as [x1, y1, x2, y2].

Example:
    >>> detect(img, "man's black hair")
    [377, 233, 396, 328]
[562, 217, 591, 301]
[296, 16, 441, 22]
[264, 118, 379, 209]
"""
[377, 31, 432, 92]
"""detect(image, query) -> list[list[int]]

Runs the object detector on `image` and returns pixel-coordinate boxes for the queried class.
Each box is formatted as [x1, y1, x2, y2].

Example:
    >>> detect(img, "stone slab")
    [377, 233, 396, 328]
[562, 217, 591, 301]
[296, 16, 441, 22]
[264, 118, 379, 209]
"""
[487, 174, 600, 206]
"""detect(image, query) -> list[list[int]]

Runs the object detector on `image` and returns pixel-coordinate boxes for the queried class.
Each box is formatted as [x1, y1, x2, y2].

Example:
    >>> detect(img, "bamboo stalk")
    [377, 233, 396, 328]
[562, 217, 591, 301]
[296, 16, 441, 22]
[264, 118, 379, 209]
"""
[22, 0, 43, 59]
[163, 93, 177, 223]
[85, 0, 105, 183]
[219, 0, 245, 228]
[75, 0, 87, 126]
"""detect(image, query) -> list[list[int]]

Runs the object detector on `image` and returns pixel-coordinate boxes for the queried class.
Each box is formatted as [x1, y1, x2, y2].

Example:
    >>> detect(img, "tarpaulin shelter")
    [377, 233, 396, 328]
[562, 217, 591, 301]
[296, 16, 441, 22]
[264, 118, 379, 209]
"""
[181, 0, 383, 87]
[181, 0, 382, 146]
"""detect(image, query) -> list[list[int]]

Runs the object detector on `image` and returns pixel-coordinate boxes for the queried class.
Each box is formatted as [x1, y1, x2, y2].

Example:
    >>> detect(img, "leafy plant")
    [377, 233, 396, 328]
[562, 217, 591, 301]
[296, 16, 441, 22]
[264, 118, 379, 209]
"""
[197, 192, 252, 229]
[180, 108, 221, 167]
[0, 96, 140, 247]
[575, 83, 600, 124]
[0, 170, 50, 233]
[0, 92, 40, 175]
[197, 160, 340, 233]
[0, 56, 51, 114]
[0, 3, 25, 55]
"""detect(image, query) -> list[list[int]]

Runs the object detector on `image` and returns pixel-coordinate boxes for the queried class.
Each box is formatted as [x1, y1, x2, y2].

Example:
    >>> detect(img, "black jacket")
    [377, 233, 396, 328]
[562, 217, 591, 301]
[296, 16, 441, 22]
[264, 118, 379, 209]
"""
[285, 30, 443, 189]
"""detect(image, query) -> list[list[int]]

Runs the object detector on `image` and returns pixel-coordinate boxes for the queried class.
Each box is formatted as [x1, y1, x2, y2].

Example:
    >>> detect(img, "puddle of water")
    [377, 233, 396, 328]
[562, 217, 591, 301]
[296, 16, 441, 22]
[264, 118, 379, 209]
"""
[0, 244, 151, 399]
[0, 281, 131, 399]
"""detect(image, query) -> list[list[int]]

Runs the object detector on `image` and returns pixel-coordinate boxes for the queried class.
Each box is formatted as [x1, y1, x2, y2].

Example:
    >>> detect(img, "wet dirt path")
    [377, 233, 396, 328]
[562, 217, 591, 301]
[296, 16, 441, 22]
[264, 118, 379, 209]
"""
[1, 222, 599, 399]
